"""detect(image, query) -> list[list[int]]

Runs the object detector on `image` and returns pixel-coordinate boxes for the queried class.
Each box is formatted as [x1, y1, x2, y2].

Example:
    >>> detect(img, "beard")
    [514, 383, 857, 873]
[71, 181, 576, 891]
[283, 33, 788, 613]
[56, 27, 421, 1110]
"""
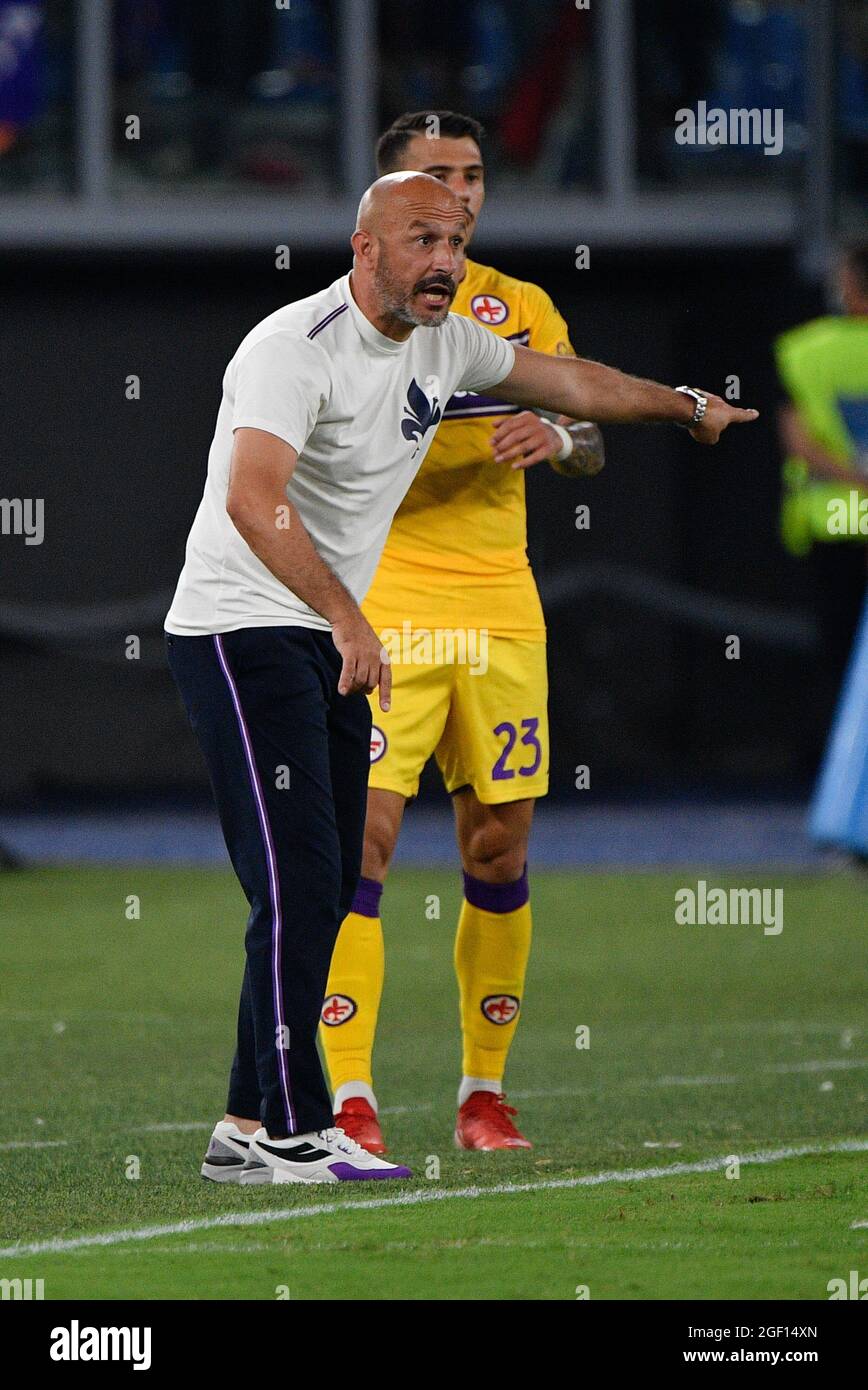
[372, 248, 456, 327]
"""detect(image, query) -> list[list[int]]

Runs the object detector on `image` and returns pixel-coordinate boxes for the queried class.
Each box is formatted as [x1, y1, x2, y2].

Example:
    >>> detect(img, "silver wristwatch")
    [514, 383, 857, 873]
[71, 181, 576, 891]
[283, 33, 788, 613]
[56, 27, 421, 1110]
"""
[674, 385, 708, 428]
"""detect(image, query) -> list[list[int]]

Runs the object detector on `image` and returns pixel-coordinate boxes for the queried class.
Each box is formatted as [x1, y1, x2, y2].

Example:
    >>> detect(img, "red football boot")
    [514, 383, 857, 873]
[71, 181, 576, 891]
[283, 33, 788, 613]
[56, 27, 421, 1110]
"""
[454, 1091, 533, 1150]
[334, 1097, 387, 1154]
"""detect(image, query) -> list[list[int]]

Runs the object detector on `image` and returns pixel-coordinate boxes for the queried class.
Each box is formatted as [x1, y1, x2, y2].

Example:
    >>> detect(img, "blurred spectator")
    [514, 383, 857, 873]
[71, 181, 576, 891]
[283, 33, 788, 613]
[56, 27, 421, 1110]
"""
[113, 0, 336, 187]
[2, 0, 864, 198]
[0, 0, 78, 190]
[840, 0, 868, 197]
[497, 1, 591, 179]
[379, 0, 592, 186]
[174, 0, 273, 174]
[0, 1, 44, 161]
[636, 0, 725, 184]
[635, 0, 865, 187]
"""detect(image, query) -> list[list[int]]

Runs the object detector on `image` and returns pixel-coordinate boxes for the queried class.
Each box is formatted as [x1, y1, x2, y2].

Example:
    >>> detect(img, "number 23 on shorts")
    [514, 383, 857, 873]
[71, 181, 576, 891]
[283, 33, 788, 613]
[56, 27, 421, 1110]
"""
[491, 717, 543, 781]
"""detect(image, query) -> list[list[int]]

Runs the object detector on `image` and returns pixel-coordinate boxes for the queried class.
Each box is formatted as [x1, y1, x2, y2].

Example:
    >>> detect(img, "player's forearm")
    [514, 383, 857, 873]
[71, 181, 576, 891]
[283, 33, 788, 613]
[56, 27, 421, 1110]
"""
[228, 495, 359, 626]
[554, 418, 605, 476]
[503, 348, 697, 426]
[801, 451, 864, 487]
[556, 358, 696, 425]
[779, 405, 866, 488]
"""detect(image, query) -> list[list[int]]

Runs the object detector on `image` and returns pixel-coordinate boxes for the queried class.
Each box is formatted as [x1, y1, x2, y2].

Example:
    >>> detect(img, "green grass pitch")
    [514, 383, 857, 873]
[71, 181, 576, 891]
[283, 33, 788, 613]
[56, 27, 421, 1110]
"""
[1, 865, 866, 1300]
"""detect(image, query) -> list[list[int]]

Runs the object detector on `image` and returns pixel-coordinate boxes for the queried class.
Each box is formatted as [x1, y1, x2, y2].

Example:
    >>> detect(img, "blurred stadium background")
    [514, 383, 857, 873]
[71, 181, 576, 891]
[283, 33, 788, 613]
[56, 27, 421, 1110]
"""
[1, 0, 867, 866]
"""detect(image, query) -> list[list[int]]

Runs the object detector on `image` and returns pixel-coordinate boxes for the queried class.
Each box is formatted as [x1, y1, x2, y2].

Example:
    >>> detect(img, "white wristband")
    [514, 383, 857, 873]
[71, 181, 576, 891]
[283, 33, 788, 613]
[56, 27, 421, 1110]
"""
[549, 423, 572, 461]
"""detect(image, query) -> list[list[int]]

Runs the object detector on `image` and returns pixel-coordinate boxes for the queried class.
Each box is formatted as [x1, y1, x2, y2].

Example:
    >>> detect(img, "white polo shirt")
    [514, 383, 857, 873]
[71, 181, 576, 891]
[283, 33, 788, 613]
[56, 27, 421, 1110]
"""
[165, 274, 515, 636]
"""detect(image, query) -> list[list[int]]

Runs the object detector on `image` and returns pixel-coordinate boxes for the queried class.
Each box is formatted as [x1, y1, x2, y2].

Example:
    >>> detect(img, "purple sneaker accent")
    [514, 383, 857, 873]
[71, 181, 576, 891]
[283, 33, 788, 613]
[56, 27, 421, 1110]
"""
[328, 1162, 412, 1180]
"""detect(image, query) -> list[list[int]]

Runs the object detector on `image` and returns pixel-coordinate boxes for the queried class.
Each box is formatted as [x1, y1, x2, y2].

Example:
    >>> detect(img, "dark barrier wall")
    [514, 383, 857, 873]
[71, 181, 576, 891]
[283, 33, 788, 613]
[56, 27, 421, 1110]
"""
[0, 247, 825, 804]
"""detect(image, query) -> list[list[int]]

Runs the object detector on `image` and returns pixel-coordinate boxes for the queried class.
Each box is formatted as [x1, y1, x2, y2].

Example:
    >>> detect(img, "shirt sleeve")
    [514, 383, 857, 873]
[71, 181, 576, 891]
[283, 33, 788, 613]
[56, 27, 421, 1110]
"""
[451, 314, 516, 392]
[526, 284, 576, 358]
[231, 331, 331, 454]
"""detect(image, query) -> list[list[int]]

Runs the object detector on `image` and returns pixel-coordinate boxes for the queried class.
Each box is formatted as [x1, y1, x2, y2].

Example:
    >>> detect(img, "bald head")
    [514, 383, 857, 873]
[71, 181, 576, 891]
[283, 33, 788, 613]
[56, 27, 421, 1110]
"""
[349, 172, 469, 336]
[355, 171, 467, 236]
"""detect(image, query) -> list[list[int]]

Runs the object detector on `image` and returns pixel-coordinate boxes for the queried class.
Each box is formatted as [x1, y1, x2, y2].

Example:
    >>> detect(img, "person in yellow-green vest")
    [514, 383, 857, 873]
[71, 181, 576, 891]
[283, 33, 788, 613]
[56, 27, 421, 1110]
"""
[776, 245, 868, 736]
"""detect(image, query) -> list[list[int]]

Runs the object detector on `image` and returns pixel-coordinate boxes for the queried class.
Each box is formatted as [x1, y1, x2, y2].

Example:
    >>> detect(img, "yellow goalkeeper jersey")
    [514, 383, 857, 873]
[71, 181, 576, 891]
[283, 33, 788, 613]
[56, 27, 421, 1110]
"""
[361, 258, 575, 641]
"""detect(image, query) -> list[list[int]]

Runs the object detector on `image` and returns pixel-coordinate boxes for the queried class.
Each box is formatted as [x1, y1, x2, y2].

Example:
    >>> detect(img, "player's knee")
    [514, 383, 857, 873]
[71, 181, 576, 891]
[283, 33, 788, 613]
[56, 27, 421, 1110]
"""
[463, 820, 527, 882]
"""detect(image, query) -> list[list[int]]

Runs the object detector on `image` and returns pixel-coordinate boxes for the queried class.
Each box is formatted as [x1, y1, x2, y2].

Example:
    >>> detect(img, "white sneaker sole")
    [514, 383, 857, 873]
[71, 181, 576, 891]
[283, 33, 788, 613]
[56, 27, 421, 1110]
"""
[200, 1160, 245, 1183]
[239, 1163, 337, 1185]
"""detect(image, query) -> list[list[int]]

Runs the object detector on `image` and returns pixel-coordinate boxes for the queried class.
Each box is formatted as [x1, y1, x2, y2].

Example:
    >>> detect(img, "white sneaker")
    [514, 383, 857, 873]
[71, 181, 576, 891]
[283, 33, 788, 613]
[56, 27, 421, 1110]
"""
[240, 1126, 413, 1185]
[200, 1120, 256, 1183]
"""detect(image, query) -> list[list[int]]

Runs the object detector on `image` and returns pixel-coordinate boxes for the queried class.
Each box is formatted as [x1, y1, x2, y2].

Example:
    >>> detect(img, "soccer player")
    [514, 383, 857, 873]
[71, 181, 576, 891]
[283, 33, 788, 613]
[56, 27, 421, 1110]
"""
[165, 171, 756, 1185]
[321, 111, 604, 1153]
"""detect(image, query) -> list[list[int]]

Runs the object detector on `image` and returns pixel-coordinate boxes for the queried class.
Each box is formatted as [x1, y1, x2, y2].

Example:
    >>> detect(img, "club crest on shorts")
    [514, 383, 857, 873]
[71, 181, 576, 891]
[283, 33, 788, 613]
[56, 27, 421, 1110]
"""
[321, 993, 357, 1026]
[470, 294, 509, 326]
[370, 725, 387, 763]
[481, 993, 520, 1024]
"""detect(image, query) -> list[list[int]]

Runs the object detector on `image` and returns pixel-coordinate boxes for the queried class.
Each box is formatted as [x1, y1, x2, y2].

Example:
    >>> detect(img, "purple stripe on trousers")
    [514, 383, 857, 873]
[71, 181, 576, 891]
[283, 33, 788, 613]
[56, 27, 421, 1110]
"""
[462, 865, 529, 914]
[213, 634, 295, 1134]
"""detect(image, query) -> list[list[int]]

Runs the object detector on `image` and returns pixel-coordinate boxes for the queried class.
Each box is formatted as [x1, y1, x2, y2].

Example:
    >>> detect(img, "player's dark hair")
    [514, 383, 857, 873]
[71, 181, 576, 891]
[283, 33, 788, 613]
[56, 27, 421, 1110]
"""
[844, 243, 868, 295]
[376, 111, 485, 175]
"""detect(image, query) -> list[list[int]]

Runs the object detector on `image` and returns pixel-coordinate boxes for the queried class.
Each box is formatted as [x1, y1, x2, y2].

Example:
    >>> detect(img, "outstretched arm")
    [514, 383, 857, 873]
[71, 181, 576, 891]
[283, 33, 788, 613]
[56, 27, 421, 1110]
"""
[496, 345, 758, 448]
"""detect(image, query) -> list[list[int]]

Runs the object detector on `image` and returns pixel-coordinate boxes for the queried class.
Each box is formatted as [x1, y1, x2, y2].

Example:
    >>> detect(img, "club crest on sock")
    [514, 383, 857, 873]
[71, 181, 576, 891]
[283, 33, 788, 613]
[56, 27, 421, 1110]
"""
[481, 994, 520, 1024]
[321, 993, 358, 1026]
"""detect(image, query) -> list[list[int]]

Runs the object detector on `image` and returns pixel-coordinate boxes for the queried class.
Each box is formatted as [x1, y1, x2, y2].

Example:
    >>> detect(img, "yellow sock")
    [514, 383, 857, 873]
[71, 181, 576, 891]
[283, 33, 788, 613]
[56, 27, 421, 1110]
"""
[320, 904, 384, 1096]
[454, 872, 532, 1082]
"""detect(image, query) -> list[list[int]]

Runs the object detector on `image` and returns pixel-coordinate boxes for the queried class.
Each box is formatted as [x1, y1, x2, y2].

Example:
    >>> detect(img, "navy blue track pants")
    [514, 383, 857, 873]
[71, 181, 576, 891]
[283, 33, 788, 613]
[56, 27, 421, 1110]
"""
[166, 625, 371, 1137]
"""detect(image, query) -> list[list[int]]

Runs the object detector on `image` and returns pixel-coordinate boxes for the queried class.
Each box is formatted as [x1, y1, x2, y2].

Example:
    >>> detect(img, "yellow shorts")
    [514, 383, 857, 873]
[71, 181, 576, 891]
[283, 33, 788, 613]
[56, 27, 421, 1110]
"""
[367, 633, 548, 804]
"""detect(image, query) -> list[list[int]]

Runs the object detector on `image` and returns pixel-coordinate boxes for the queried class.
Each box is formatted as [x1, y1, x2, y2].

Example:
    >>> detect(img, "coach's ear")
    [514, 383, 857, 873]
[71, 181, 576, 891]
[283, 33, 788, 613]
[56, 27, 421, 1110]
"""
[351, 228, 376, 272]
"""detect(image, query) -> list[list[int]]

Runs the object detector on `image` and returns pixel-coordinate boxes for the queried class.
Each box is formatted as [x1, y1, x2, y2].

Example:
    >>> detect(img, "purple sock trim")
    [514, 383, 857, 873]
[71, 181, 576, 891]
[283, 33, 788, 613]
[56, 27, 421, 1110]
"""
[351, 876, 383, 918]
[462, 865, 529, 914]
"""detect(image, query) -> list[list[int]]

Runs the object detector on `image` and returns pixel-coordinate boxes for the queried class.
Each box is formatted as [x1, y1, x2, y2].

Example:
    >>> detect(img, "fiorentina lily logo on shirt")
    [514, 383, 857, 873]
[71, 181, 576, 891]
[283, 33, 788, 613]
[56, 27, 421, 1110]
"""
[401, 377, 442, 456]
[471, 293, 509, 325]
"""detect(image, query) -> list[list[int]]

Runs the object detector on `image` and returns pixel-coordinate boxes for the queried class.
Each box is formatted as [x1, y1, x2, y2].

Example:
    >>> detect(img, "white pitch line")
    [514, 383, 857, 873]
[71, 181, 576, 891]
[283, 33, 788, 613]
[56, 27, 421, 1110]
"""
[378, 1103, 434, 1116]
[0, 1139, 864, 1261]
[769, 1058, 868, 1074]
[136, 1122, 212, 1133]
[510, 1077, 737, 1098]
[851, 1220, 868, 1229]
[509, 1086, 591, 1101]
[119, 1057, 868, 1133]
[495, 1059, 866, 1105]
[654, 1074, 739, 1087]
[0, 1140, 68, 1151]
[135, 1108, 435, 1129]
